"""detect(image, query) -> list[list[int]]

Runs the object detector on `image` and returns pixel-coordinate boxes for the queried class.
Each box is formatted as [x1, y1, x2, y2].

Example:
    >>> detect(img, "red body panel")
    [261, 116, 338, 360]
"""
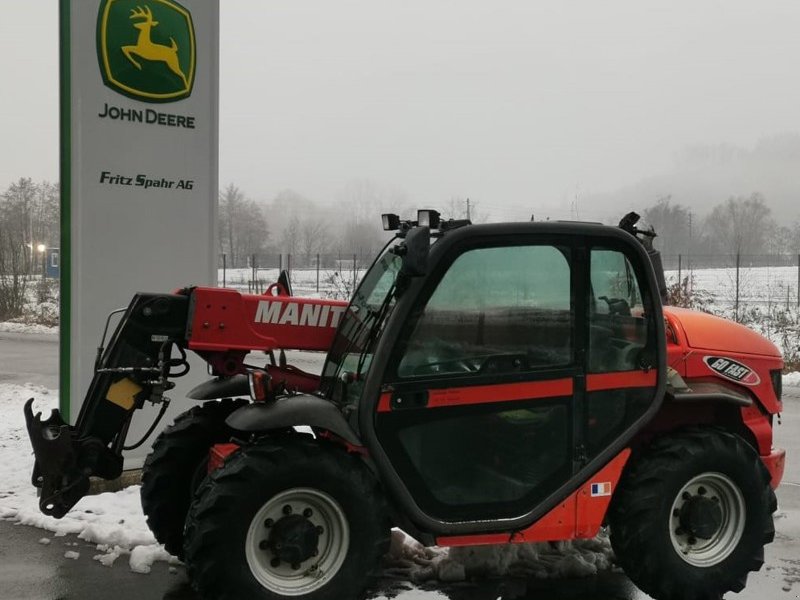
[663, 307, 785, 488]
[763, 448, 787, 489]
[437, 449, 631, 547]
[377, 379, 574, 413]
[586, 371, 657, 391]
[208, 442, 240, 473]
[665, 307, 782, 414]
[188, 287, 348, 354]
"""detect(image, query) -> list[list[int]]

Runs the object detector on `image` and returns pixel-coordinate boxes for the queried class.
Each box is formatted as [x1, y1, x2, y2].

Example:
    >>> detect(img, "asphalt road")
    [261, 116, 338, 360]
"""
[0, 331, 58, 388]
[0, 332, 798, 600]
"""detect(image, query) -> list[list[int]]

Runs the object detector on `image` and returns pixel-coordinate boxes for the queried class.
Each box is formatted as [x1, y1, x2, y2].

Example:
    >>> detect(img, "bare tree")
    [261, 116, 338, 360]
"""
[0, 179, 60, 275]
[704, 193, 774, 255]
[280, 216, 301, 258]
[643, 196, 692, 258]
[300, 219, 330, 266]
[218, 184, 268, 267]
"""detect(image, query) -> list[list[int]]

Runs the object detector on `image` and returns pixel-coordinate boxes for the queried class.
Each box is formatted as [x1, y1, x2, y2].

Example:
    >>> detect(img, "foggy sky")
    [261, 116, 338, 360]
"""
[4, 1, 800, 222]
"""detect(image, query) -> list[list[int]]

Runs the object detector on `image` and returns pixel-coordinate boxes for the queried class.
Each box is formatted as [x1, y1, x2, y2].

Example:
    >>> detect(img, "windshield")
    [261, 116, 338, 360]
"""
[320, 245, 402, 402]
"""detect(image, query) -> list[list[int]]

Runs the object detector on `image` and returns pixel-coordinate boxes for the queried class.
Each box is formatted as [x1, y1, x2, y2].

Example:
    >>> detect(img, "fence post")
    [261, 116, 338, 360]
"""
[797, 253, 799, 308]
[735, 253, 741, 321]
[222, 253, 227, 287]
[677, 254, 682, 284]
[250, 254, 255, 292]
[352, 253, 357, 284]
[288, 253, 292, 275]
[316, 253, 320, 293]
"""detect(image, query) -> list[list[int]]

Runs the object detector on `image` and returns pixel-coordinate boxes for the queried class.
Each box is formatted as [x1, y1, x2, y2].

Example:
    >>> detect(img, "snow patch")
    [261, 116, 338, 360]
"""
[129, 545, 172, 574]
[381, 528, 615, 584]
[38, 537, 50, 545]
[784, 371, 800, 387]
[0, 321, 58, 335]
[0, 383, 169, 575]
[64, 550, 80, 560]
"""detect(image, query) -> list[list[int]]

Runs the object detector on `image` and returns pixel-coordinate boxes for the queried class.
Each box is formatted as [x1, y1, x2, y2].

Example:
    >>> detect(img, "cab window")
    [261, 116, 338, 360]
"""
[589, 249, 647, 373]
[396, 245, 573, 378]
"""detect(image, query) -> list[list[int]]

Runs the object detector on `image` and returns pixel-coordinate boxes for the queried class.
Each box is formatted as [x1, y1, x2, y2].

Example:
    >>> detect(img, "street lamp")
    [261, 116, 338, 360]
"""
[37, 244, 47, 278]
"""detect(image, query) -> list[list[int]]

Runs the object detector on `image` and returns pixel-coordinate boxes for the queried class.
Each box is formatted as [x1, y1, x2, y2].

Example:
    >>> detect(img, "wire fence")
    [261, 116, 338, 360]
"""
[218, 253, 370, 297]
[218, 252, 800, 310]
[662, 254, 800, 316]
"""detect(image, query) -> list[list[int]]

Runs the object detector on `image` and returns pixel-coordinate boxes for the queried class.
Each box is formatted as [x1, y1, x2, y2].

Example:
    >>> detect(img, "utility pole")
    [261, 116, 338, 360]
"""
[687, 211, 693, 292]
[466, 198, 471, 221]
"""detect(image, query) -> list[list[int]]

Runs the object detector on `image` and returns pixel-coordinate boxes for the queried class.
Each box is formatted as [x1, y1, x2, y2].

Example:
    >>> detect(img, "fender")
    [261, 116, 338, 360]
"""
[226, 394, 361, 446]
[188, 375, 249, 400]
[668, 380, 753, 408]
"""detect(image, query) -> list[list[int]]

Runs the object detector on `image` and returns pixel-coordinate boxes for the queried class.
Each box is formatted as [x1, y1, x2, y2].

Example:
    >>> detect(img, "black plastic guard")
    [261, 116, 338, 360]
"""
[226, 394, 361, 446]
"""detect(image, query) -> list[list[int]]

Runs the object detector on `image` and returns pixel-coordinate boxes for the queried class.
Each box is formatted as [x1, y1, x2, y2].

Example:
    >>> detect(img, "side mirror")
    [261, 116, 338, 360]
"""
[398, 226, 430, 277]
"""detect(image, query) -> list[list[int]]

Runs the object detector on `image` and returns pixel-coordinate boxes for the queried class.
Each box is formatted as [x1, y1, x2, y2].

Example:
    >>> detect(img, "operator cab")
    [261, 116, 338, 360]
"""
[321, 211, 665, 532]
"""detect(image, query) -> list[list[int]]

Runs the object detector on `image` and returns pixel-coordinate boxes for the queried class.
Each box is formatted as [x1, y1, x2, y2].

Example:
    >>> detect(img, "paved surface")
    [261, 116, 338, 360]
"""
[0, 331, 58, 388]
[0, 332, 798, 599]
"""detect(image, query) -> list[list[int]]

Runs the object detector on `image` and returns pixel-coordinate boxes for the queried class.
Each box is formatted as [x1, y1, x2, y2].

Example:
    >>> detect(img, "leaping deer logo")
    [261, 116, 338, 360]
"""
[122, 5, 188, 90]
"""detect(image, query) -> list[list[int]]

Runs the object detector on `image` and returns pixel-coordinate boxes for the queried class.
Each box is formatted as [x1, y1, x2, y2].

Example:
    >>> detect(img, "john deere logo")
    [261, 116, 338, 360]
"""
[97, 0, 195, 102]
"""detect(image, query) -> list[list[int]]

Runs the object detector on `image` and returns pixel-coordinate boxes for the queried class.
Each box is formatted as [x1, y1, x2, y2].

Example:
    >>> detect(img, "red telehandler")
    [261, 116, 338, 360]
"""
[26, 212, 784, 600]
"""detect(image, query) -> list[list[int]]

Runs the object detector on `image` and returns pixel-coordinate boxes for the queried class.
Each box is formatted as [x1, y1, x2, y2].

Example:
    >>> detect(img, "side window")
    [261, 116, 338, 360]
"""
[397, 245, 572, 378]
[589, 249, 648, 373]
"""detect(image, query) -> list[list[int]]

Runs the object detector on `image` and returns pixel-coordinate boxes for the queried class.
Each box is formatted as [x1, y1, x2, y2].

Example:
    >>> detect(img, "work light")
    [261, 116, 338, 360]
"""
[381, 213, 400, 231]
[417, 210, 440, 229]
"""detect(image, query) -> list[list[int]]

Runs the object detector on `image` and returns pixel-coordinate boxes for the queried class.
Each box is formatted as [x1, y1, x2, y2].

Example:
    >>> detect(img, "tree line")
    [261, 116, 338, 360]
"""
[643, 193, 800, 260]
[0, 178, 60, 319]
[2, 175, 797, 280]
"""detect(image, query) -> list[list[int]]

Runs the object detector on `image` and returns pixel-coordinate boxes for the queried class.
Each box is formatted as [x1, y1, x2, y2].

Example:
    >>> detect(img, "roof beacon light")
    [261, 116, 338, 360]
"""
[417, 210, 440, 229]
[382, 213, 401, 231]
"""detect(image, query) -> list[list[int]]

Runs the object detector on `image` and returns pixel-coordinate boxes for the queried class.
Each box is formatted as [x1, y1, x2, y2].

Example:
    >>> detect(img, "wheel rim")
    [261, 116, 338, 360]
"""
[245, 488, 350, 596]
[668, 472, 746, 567]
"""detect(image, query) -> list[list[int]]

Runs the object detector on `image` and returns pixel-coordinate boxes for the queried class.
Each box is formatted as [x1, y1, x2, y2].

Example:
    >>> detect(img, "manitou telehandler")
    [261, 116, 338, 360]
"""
[26, 212, 784, 600]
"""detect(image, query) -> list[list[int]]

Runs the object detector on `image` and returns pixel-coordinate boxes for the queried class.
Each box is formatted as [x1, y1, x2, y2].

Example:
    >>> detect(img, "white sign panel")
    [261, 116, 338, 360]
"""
[62, 0, 219, 465]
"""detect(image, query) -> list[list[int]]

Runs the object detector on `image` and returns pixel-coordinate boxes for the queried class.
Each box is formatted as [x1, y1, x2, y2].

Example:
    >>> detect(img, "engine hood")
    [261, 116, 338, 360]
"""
[664, 307, 780, 357]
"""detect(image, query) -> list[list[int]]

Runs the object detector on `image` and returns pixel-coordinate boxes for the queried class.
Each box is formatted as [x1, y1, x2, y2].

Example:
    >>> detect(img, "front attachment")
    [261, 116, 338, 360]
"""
[25, 401, 88, 517]
[24, 292, 190, 518]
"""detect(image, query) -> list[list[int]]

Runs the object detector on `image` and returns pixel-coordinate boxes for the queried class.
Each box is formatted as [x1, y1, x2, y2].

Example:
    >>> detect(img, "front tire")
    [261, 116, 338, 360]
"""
[609, 428, 776, 600]
[141, 398, 247, 557]
[183, 437, 390, 600]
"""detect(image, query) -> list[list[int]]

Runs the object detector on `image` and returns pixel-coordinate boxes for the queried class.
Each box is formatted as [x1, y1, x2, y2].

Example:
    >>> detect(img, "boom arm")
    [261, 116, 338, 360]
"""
[24, 285, 347, 518]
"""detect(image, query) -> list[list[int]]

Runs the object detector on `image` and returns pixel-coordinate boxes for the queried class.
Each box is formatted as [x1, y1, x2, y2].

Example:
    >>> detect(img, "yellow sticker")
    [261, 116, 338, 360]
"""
[105, 378, 143, 411]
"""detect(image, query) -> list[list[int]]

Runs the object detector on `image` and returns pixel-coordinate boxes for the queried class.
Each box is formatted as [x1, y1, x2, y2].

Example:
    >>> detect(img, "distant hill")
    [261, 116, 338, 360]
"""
[586, 134, 800, 223]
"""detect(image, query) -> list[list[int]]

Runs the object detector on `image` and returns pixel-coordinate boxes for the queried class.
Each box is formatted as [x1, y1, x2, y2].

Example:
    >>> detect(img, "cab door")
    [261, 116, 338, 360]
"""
[373, 242, 582, 523]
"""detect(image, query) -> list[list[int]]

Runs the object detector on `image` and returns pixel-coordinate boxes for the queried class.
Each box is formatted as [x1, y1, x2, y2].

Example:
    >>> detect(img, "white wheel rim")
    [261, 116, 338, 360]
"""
[669, 472, 746, 567]
[245, 487, 350, 596]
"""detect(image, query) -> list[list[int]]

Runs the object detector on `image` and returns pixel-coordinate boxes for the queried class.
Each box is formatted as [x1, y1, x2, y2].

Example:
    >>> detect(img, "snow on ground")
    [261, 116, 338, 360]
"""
[0, 382, 616, 583]
[0, 383, 175, 574]
[382, 529, 614, 584]
[0, 321, 58, 335]
[784, 372, 800, 387]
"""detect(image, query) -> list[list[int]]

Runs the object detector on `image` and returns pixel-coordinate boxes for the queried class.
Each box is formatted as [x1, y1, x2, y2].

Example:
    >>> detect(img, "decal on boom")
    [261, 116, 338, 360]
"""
[254, 300, 345, 329]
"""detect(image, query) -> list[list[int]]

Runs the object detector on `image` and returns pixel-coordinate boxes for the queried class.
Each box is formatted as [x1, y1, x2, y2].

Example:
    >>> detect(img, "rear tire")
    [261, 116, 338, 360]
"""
[183, 437, 391, 600]
[609, 428, 776, 600]
[140, 398, 247, 557]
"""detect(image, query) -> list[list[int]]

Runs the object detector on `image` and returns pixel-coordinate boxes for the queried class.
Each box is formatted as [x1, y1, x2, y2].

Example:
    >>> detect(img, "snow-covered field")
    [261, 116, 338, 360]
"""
[0, 382, 617, 585]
